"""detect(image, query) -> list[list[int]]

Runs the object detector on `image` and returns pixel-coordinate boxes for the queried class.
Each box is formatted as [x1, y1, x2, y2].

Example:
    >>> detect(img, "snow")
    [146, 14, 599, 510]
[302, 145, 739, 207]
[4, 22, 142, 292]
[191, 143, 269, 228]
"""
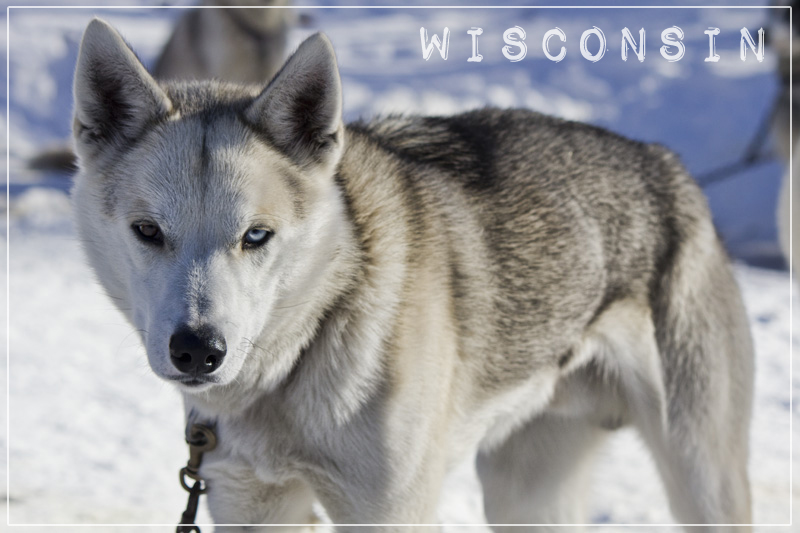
[2, 1, 797, 529]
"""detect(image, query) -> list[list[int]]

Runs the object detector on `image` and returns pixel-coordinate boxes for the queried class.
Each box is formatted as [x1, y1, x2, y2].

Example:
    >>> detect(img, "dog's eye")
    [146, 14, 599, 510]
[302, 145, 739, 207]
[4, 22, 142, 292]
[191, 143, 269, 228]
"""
[242, 228, 273, 249]
[132, 222, 163, 244]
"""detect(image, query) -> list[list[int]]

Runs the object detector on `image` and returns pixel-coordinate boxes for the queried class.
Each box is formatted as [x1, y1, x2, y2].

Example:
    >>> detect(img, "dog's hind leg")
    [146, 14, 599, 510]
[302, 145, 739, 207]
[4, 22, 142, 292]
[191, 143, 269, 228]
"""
[476, 298, 660, 531]
[476, 413, 608, 531]
[638, 220, 754, 530]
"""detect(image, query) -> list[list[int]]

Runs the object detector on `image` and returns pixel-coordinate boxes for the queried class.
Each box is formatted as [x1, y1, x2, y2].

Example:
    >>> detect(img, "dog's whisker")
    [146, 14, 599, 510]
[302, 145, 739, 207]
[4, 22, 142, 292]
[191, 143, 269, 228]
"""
[273, 301, 311, 310]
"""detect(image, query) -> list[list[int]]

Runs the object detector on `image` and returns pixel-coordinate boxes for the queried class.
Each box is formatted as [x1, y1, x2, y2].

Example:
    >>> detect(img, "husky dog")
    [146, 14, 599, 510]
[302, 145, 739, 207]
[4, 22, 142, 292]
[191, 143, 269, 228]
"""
[71, 18, 754, 529]
[153, 0, 291, 85]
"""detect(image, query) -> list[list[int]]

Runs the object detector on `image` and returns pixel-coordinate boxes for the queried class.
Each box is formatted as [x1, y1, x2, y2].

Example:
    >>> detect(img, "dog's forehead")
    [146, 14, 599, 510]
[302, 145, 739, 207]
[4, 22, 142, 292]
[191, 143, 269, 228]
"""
[119, 113, 298, 234]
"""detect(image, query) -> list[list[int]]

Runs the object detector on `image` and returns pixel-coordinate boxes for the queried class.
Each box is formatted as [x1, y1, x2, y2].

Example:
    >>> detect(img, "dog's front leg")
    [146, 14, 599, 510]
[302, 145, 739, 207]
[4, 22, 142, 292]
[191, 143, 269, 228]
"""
[202, 460, 318, 532]
[307, 439, 447, 531]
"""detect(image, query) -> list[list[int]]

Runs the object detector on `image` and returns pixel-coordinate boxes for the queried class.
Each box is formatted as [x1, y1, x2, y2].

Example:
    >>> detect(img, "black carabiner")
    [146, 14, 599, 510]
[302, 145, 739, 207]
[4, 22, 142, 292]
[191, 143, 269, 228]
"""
[176, 479, 203, 533]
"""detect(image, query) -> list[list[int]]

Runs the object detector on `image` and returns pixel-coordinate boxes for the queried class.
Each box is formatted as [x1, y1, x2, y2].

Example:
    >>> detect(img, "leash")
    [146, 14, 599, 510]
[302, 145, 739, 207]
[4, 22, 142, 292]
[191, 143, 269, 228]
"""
[695, 92, 780, 188]
[176, 424, 217, 533]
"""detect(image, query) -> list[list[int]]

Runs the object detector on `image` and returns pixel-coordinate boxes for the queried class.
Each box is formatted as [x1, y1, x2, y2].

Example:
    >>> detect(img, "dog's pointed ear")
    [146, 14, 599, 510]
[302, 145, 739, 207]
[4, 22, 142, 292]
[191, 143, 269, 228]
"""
[243, 33, 344, 170]
[72, 18, 172, 162]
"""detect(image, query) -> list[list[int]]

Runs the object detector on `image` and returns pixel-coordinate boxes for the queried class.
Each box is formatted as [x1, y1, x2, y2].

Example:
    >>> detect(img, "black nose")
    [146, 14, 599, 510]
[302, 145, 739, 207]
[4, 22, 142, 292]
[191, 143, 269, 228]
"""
[169, 325, 227, 375]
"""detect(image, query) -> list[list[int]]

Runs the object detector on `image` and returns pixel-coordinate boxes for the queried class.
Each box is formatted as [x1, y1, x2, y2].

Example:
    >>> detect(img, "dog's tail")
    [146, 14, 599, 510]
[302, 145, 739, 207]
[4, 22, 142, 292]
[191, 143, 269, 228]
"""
[647, 146, 754, 526]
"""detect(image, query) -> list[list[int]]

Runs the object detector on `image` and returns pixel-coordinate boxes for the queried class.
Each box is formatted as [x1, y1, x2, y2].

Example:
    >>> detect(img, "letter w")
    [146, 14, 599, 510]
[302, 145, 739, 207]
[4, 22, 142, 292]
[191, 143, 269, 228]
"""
[420, 27, 450, 60]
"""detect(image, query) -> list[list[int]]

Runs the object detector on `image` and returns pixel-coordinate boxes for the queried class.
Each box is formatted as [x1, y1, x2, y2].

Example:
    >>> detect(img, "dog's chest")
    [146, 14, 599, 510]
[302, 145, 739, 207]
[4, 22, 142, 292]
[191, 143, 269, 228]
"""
[199, 415, 305, 488]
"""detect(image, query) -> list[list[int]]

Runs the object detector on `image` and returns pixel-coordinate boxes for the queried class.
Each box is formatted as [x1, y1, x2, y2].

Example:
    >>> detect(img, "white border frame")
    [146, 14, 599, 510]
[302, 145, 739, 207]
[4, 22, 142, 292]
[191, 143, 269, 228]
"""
[4, 3, 793, 528]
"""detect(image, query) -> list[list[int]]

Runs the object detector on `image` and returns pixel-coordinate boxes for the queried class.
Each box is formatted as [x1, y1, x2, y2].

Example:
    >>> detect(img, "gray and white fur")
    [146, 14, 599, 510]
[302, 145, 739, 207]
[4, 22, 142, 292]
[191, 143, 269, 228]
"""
[153, 0, 291, 85]
[71, 18, 754, 530]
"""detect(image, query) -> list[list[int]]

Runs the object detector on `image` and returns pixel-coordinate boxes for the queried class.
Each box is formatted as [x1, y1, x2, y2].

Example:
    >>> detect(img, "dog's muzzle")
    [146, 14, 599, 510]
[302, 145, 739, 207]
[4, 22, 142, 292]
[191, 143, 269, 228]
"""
[169, 325, 227, 376]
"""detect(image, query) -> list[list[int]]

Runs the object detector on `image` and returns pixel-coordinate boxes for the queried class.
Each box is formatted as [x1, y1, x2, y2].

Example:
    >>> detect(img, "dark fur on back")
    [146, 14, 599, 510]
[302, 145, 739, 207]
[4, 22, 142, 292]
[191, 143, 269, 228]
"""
[344, 109, 695, 388]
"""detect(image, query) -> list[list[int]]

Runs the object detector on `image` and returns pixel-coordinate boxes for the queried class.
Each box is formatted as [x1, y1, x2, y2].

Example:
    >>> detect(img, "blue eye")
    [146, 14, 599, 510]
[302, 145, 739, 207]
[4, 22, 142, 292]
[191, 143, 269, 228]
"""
[242, 228, 273, 249]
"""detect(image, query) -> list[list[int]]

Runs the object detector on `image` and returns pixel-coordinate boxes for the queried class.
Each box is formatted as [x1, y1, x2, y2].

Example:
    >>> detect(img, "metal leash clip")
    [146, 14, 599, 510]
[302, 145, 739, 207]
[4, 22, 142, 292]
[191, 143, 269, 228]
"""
[177, 424, 217, 533]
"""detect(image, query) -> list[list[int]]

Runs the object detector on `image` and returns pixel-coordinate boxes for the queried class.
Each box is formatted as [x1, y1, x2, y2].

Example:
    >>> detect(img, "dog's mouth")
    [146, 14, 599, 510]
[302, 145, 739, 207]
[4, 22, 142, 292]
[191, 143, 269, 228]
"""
[168, 375, 220, 390]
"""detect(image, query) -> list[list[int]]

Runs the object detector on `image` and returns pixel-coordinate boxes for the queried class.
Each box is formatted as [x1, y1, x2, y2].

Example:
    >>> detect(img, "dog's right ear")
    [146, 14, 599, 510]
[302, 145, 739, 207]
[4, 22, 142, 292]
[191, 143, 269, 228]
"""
[72, 18, 172, 163]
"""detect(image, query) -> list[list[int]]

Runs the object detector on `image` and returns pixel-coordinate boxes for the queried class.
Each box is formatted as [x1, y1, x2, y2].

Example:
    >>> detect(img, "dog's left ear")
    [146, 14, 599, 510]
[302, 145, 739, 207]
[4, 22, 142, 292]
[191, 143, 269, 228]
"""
[244, 33, 344, 170]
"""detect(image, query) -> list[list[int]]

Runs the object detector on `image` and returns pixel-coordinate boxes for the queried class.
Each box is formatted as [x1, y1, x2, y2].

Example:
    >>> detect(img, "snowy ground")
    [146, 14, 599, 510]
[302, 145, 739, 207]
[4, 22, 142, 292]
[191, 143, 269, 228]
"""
[2, 1, 798, 530]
